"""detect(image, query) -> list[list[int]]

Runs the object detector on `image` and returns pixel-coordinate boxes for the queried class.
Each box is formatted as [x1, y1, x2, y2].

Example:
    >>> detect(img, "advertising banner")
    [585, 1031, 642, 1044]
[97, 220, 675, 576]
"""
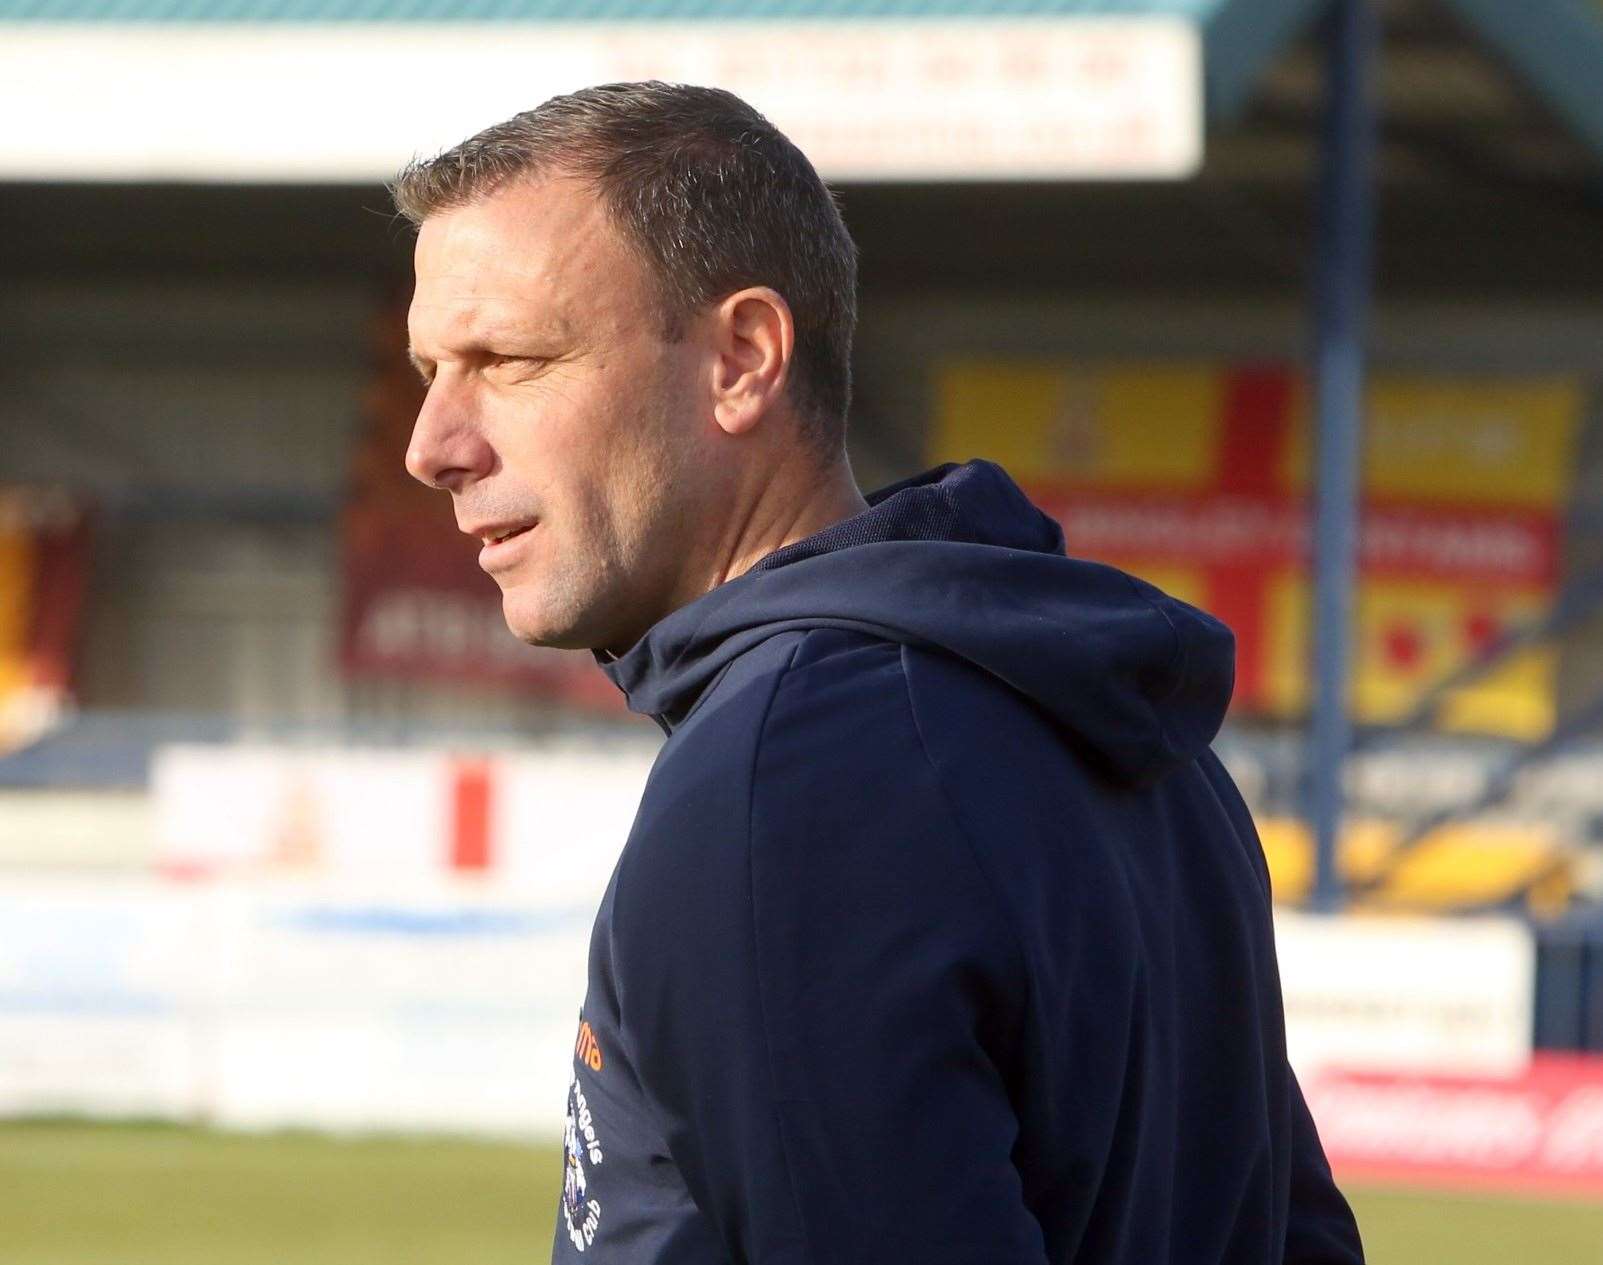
[1305, 1057, 1603, 1198]
[1275, 911, 1535, 1079]
[0, 488, 91, 753]
[934, 361, 1584, 737]
[338, 310, 621, 710]
[0, 19, 1200, 182]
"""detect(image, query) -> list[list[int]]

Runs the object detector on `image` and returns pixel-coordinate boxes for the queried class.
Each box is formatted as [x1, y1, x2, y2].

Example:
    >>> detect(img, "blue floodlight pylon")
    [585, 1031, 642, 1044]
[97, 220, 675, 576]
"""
[1306, 0, 1376, 912]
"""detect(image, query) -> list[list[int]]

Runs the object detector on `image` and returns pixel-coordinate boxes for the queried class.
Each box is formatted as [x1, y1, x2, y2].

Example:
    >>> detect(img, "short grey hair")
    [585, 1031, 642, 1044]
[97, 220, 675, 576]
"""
[392, 81, 859, 455]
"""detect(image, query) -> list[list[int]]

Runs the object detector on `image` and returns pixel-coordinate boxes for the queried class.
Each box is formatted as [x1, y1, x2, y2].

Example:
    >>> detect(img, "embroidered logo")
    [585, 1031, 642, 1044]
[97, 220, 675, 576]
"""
[562, 1061, 604, 1251]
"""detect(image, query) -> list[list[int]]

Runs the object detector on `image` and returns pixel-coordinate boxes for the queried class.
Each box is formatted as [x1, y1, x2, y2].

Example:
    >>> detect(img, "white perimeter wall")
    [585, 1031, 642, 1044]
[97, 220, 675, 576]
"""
[0, 744, 1537, 1136]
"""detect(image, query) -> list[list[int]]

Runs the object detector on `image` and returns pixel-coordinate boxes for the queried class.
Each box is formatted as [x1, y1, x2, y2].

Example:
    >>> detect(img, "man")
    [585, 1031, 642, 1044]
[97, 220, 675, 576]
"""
[397, 82, 1363, 1265]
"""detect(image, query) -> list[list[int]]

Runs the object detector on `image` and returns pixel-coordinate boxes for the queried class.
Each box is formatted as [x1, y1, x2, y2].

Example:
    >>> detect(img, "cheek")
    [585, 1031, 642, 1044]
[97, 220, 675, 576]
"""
[505, 351, 693, 527]
[485, 392, 595, 493]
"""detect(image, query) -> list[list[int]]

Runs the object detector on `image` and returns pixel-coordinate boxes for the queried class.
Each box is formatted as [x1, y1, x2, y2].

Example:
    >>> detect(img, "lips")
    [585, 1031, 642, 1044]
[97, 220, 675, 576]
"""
[464, 519, 537, 546]
[473, 520, 539, 575]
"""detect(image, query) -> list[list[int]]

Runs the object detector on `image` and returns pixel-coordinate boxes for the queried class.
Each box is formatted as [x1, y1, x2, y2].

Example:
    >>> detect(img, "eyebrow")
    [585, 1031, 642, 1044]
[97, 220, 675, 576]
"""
[405, 320, 573, 381]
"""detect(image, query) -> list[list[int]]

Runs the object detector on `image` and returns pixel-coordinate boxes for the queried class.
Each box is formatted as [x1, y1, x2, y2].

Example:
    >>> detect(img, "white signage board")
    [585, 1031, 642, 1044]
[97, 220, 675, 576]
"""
[206, 880, 597, 1134]
[0, 880, 212, 1119]
[1276, 910, 1536, 1079]
[0, 878, 1542, 1136]
[0, 18, 1201, 181]
[0, 876, 604, 1135]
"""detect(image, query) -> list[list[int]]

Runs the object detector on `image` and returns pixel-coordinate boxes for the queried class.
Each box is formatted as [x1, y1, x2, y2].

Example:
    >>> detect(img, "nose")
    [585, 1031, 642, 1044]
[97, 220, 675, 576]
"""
[404, 380, 495, 493]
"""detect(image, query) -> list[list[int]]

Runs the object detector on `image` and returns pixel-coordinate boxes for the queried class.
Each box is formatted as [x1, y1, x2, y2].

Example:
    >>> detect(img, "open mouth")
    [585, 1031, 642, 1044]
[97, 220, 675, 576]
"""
[488, 524, 533, 545]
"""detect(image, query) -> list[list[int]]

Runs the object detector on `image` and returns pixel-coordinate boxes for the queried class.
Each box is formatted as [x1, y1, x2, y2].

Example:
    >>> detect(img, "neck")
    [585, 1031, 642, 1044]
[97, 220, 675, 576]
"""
[601, 442, 868, 659]
[708, 447, 868, 593]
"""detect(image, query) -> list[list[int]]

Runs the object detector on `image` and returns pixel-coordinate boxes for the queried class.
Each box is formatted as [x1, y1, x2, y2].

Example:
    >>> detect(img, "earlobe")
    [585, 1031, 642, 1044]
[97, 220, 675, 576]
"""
[712, 398, 753, 437]
[711, 287, 794, 438]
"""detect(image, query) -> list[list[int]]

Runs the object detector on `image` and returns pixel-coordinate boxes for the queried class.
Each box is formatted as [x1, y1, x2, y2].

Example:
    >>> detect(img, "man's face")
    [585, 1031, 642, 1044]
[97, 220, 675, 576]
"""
[406, 176, 710, 652]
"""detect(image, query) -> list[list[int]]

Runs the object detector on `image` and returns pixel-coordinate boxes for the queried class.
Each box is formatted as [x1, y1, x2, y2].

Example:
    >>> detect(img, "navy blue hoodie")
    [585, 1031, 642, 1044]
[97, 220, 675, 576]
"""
[553, 461, 1363, 1264]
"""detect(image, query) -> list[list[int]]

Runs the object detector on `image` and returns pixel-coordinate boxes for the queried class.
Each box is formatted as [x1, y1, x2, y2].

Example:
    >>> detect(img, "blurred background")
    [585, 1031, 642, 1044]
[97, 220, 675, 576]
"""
[4, 0, 1603, 1261]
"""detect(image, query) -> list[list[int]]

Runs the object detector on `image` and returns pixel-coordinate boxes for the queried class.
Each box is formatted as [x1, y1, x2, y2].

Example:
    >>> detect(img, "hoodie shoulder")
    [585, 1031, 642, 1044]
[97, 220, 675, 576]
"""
[623, 627, 928, 872]
[622, 626, 810, 864]
[615, 626, 1021, 969]
[745, 630, 1034, 954]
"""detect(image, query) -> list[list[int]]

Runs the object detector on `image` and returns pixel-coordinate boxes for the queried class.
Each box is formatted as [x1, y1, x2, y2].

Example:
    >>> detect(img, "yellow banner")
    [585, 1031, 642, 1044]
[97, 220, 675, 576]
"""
[933, 361, 1582, 737]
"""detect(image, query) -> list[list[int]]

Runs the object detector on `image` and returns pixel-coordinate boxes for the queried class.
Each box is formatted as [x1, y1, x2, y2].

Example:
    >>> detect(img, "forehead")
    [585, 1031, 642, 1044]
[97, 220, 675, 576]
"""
[408, 176, 649, 350]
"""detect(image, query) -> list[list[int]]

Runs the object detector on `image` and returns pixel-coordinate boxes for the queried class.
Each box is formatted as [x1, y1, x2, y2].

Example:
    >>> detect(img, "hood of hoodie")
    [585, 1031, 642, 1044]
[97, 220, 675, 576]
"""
[602, 461, 1236, 783]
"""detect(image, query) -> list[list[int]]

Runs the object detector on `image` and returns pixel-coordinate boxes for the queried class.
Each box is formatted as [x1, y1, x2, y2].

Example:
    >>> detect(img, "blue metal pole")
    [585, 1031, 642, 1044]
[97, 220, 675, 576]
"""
[1308, 0, 1376, 911]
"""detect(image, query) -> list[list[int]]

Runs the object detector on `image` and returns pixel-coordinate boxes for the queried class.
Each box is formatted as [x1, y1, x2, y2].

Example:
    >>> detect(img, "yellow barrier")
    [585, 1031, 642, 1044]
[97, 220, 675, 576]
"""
[1256, 817, 1572, 913]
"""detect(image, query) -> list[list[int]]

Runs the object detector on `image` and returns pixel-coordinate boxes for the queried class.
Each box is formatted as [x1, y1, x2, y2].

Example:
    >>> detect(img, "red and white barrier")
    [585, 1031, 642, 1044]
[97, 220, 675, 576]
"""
[151, 743, 656, 899]
[1306, 1056, 1603, 1198]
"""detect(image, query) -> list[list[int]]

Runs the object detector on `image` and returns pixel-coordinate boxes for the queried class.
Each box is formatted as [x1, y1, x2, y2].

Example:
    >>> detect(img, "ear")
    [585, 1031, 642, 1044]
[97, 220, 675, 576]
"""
[709, 287, 794, 438]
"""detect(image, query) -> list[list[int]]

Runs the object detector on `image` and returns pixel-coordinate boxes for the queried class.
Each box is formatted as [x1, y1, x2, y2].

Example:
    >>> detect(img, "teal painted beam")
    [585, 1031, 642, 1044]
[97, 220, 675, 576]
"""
[0, 0, 1226, 22]
[1441, 0, 1603, 168]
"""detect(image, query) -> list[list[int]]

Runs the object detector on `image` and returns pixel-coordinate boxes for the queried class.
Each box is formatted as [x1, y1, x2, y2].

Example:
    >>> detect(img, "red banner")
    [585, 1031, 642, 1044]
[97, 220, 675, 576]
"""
[1305, 1056, 1603, 1198]
[0, 488, 92, 752]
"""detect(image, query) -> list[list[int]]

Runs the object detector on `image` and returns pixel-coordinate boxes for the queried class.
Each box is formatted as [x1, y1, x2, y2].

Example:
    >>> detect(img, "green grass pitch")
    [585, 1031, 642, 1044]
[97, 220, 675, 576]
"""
[2, 1120, 1600, 1264]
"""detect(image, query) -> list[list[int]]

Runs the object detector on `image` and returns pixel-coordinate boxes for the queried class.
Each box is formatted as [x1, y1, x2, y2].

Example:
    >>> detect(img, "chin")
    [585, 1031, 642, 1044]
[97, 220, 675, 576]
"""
[500, 588, 596, 652]
[502, 607, 580, 651]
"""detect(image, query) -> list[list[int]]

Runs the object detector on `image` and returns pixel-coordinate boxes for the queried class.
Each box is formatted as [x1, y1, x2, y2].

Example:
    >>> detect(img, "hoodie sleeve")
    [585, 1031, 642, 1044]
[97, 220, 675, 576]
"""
[1284, 1070, 1366, 1264]
[1196, 758, 1364, 1263]
[608, 641, 1046, 1265]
